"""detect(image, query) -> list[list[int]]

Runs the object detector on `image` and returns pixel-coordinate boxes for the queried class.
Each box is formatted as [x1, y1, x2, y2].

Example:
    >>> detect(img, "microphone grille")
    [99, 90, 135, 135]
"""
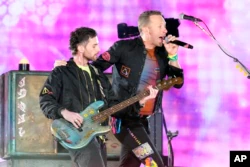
[164, 37, 169, 43]
[179, 13, 184, 20]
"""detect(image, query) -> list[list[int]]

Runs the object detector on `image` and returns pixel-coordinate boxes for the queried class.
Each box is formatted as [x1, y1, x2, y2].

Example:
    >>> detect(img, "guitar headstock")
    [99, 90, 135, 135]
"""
[156, 77, 183, 91]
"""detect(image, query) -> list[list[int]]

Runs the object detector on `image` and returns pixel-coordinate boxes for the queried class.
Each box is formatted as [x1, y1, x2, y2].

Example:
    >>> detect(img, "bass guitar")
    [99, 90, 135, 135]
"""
[51, 77, 183, 149]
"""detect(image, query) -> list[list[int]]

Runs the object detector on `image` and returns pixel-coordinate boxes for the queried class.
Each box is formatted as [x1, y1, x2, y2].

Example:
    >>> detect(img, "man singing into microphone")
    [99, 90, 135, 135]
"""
[92, 10, 184, 167]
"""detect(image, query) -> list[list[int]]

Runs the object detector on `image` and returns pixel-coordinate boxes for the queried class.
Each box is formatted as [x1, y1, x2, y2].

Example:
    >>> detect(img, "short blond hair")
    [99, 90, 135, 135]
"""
[138, 10, 163, 33]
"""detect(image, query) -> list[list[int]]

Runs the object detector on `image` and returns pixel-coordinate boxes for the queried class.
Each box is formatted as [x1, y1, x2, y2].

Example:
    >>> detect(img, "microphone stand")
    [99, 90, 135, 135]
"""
[193, 21, 250, 79]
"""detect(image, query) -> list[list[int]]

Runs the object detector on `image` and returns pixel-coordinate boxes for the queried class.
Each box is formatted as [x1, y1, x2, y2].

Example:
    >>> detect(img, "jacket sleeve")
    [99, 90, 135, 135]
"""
[166, 64, 184, 89]
[39, 68, 65, 120]
[92, 40, 125, 72]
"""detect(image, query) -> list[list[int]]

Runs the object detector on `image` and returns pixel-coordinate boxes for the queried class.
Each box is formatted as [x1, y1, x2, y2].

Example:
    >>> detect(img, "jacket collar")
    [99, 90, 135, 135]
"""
[67, 57, 91, 68]
[136, 36, 145, 46]
[136, 36, 163, 53]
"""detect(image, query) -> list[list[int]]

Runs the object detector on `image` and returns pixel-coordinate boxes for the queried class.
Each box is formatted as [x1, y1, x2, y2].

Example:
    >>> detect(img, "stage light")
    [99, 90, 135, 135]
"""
[19, 58, 30, 71]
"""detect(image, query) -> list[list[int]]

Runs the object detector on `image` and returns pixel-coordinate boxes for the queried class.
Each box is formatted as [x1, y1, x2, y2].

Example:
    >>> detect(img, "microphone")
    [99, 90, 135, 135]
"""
[165, 37, 193, 49]
[179, 13, 202, 22]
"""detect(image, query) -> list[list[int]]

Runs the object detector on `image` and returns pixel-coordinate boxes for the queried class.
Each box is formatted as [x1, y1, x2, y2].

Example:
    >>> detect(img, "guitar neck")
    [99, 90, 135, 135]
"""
[91, 77, 182, 123]
[92, 89, 150, 123]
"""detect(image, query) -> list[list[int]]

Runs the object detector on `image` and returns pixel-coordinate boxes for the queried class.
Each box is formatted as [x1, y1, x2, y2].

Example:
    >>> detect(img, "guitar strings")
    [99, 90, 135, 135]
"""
[92, 90, 150, 123]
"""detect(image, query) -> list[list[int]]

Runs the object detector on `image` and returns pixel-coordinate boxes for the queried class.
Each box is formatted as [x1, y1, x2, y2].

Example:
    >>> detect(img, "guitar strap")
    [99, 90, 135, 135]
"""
[111, 117, 121, 134]
[90, 65, 122, 134]
[89, 64, 112, 138]
[89, 64, 106, 98]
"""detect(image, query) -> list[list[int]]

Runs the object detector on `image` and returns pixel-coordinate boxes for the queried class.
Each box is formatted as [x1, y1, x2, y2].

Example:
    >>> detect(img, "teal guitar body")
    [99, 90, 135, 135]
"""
[51, 101, 110, 149]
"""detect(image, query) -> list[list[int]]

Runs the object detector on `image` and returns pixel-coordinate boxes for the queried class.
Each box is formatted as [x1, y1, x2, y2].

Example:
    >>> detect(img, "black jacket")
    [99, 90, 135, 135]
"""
[92, 37, 184, 122]
[39, 58, 115, 120]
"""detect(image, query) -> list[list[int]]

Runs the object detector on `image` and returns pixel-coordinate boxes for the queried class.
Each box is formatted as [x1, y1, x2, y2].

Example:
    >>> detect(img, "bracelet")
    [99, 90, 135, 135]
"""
[168, 54, 178, 61]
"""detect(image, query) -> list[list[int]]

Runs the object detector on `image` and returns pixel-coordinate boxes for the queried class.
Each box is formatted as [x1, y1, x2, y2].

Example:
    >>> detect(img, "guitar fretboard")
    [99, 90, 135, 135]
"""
[92, 89, 150, 123]
[91, 77, 182, 123]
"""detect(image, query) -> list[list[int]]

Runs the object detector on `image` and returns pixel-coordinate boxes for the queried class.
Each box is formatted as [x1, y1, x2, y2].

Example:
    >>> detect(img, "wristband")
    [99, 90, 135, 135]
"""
[168, 54, 178, 61]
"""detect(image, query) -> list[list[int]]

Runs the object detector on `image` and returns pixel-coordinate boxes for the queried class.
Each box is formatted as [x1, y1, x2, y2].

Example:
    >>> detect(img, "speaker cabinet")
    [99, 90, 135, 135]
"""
[0, 71, 67, 159]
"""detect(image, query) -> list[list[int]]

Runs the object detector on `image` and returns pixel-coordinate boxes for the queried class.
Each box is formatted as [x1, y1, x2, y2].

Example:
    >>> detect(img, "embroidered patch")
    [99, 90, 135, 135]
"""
[120, 65, 131, 78]
[102, 52, 111, 61]
[42, 87, 53, 95]
[132, 142, 154, 160]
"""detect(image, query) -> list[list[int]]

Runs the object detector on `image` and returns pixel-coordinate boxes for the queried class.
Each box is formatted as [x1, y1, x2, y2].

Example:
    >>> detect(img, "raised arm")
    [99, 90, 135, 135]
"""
[164, 35, 184, 88]
[92, 40, 125, 72]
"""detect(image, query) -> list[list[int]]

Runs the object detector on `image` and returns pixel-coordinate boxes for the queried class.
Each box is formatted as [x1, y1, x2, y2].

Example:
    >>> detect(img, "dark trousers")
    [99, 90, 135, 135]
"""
[68, 137, 107, 167]
[114, 123, 164, 167]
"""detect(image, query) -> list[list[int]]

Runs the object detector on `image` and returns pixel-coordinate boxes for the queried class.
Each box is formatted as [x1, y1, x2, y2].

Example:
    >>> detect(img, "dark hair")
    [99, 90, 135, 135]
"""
[138, 10, 163, 33]
[69, 27, 97, 55]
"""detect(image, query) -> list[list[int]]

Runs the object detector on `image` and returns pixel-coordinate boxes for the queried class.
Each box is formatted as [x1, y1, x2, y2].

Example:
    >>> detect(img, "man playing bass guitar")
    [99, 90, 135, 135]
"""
[39, 27, 157, 167]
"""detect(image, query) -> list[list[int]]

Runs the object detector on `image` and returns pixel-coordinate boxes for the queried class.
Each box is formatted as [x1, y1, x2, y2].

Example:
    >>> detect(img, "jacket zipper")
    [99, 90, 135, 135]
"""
[82, 71, 91, 104]
[90, 76, 95, 101]
[76, 69, 85, 109]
